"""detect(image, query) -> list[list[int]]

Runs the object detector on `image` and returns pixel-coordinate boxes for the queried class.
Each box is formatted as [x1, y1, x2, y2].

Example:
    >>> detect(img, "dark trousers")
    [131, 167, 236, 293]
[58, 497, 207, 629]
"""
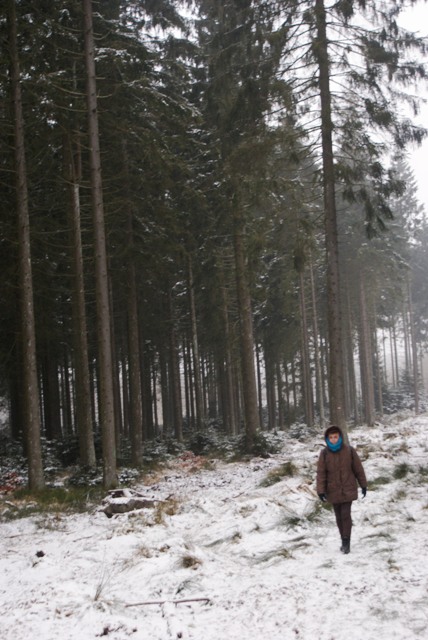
[333, 502, 352, 539]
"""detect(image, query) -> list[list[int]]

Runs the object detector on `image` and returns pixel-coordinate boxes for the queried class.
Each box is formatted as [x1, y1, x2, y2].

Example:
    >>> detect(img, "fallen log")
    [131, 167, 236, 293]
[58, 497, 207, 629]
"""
[101, 488, 160, 518]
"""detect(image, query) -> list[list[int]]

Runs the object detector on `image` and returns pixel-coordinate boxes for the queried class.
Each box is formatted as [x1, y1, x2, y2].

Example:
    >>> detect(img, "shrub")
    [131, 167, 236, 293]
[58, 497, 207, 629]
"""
[393, 463, 411, 479]
[187, 430, 218, 455]
[236, 430, 283, 458]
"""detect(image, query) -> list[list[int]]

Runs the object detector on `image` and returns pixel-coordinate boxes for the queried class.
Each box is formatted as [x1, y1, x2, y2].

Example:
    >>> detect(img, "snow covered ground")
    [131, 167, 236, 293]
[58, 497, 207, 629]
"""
[1, 414, 428, 640]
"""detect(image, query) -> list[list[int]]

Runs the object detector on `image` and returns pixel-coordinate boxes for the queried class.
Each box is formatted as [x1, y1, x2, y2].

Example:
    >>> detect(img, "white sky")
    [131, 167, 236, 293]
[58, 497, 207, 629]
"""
[399, 1, 428, 210]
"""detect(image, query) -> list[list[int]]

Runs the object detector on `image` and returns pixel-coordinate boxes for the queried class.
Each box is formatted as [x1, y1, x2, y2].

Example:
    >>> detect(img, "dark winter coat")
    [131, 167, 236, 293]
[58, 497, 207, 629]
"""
[316, 427, 367, 504]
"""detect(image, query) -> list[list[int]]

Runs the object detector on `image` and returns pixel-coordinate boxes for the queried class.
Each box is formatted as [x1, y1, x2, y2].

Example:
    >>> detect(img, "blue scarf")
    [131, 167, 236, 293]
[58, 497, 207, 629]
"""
[326, 435, 343, 452]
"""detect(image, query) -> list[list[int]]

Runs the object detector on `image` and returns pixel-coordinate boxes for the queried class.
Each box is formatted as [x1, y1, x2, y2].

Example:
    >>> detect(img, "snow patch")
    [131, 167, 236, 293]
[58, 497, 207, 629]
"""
[1, 417, 428, 639]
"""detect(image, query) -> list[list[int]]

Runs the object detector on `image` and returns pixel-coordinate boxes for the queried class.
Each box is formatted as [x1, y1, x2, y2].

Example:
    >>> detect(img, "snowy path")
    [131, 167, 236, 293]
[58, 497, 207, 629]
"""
[1, 415, 428, 639]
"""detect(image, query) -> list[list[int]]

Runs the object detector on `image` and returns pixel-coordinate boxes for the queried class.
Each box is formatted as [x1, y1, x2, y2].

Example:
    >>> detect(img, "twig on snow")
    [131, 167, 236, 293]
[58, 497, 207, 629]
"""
[125, 597, 210, 608]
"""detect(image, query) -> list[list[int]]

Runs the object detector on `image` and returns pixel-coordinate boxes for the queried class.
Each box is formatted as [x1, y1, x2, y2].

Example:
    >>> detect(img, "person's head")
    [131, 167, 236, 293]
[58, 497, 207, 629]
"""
[324, 426, 343, 451]
[327, 429, 340, 445]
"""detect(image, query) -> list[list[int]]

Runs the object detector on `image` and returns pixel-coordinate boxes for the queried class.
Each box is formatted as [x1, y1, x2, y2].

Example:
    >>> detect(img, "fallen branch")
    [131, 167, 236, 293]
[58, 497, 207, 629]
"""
[125, 597, 210, 608]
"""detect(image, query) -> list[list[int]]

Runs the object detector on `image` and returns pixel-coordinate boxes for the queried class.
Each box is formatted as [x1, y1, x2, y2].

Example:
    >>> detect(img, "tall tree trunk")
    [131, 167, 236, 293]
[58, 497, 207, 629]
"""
[392, 320, 400, 388]
[64, 134, 96, 468]
[298, 270, 314, 428]
[83, 0, 117, 488]
[374, 332, 384, 416]
[381, 329, 388, 387]
[108, 285, 122, 454]
[120, 347, 129, 438]
[8, 0, 44, 490]
[314, 0, 347, 431]
[388, 325, 395, 387]
[168, 288, 183, 441]
[142, 342, 154, 439]
[233, 213, 260, 448]
[265, 351, 276, 430]
[152, 364, 159, 433]
[206, 356, 218, 419]
[407, 278, 419, 414]
[183, 337, 193, 428]
[9, 371, 23, 441]
[126, 212, 143, 465]
[372, 302, 384, 416]
[309, 257, 325, 428]
[276, 362, 285, 429]
[284, 361, 290, 425]
[159, 348, 171, 435]
[188, 256, 204, 430]
[121, 137, 144, 463]
[291, 359, 297, 411]
[41, 352, 62, 441]
[345, 288, 359, 426]
[61, 350, 73, 437]
[219, 262, 238, 435]
[402, 306, 411, 377]
[358, 275, 375, 426]
[256, 344, 264, 429]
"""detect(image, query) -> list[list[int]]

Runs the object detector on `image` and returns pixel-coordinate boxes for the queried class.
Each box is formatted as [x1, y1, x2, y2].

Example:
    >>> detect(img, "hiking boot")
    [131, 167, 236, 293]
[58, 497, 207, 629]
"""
[341, 538, 350, 554]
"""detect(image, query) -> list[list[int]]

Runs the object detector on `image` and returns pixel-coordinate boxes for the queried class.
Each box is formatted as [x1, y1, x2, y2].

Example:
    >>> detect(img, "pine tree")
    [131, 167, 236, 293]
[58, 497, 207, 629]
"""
[289, 0, 426, 429]
[82, 0, 117, 489]
[7, 0, 45, 490]
[195, 0, 296, 447]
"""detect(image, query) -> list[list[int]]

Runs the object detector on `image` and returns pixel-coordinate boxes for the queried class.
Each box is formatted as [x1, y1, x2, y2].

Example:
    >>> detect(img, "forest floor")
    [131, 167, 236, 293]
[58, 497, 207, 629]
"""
[1, 413, 428, 639]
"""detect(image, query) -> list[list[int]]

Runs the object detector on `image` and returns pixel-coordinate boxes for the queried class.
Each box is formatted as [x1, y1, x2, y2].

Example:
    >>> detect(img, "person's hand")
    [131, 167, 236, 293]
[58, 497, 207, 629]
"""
[318, 493, 327, 502]
[362, 487, 367, 498]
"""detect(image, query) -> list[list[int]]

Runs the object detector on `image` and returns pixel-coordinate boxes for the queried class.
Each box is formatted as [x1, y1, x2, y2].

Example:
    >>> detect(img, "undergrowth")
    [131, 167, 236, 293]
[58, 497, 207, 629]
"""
[369, 475, 392, 489]
[282, 501, 326, 529]
[418, 466, 428, 482]
[259, 461, 297, 487]
[1, 486, 103, 521]
[233, 430, 283, 460]
[393, 462, 411, 479]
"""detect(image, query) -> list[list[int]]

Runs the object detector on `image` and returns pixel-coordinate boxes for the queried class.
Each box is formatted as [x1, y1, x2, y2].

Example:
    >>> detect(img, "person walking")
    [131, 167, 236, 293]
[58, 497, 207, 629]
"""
[316, 425, 367, 554]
